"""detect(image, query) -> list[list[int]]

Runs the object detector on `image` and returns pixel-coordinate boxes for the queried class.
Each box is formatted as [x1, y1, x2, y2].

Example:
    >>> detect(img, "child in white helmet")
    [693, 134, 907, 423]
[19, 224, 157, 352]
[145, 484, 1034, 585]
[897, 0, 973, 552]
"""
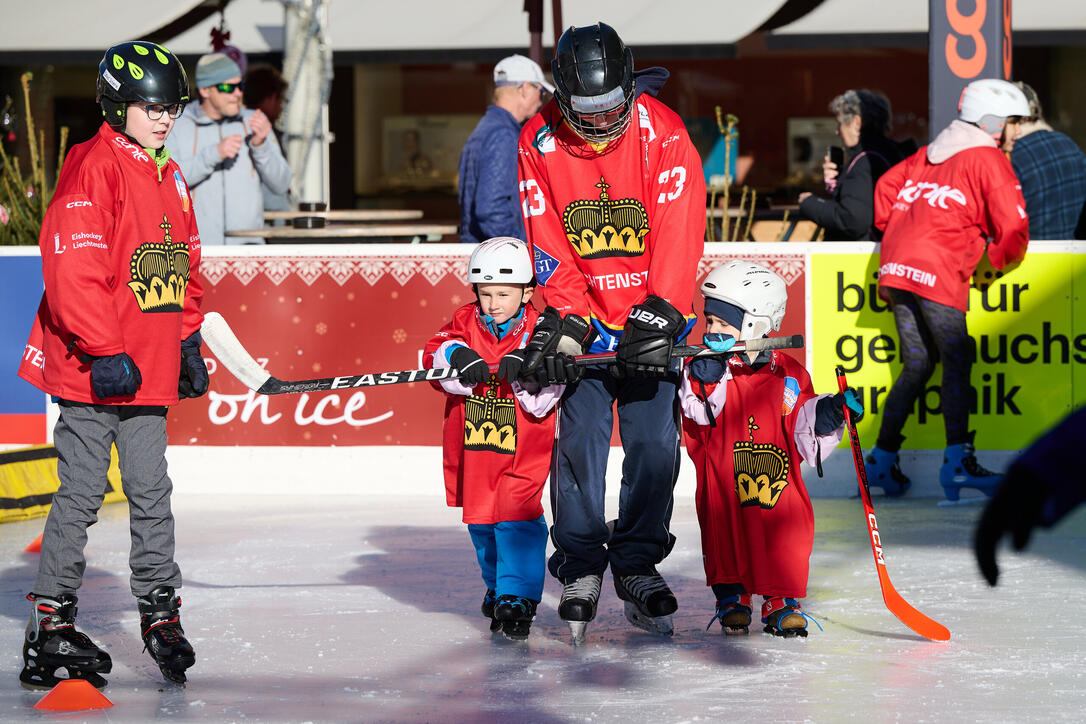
[423, 237, 564, 640]
[679, 261, 863, 638]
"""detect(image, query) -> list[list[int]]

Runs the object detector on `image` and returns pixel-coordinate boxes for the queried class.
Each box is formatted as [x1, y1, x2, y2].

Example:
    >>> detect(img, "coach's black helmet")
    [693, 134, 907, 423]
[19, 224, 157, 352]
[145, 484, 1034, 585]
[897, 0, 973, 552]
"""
[551, 22, 634, 143]
[97, 41, 190, 131]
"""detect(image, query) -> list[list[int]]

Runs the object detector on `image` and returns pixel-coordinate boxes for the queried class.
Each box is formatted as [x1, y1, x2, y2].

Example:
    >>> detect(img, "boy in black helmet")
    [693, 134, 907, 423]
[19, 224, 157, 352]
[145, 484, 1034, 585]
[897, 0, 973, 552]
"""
[16, 40, 204, 688]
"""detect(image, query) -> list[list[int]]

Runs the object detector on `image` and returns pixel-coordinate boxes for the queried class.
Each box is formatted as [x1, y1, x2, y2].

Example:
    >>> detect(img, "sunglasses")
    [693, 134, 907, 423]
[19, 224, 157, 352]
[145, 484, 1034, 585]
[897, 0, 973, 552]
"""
[213, 81, 245, 94]
[141, 103, 185, 120]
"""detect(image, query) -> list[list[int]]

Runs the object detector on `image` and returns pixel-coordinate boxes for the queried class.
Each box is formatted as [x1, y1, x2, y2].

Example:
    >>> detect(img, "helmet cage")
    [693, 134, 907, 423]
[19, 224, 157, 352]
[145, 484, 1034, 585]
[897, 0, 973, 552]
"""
[558, 87, 634, 143]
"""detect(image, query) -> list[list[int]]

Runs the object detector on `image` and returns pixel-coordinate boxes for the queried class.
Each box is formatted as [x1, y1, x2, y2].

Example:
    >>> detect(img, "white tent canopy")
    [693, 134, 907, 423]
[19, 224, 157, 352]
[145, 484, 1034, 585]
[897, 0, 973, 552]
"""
[767, 0, 1086, 46]
[0, 0, 205, 52]
[163, 0, 785, 56]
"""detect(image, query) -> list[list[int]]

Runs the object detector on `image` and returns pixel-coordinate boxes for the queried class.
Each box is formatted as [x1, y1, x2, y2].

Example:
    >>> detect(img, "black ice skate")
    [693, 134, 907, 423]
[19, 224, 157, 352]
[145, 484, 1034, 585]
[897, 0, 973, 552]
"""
[558, 574, 602, 645]
[138, 586, 195, 684]
[493, 595, 538, 641]
[613, 569, 677, 637]
[481, 589, 501, 632]
[20, 593, 112, 690]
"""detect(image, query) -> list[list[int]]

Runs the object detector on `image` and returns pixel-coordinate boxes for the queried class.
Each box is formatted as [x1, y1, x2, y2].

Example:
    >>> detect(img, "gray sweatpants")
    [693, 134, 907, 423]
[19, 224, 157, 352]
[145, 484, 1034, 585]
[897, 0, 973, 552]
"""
[35, 401, 182, 598]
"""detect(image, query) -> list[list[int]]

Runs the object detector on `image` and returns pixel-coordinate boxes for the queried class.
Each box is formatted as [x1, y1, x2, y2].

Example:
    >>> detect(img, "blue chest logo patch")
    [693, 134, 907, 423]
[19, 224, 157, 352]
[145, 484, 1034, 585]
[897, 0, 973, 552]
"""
[533, 246, 560, 286]
[782, 376, 800, 415]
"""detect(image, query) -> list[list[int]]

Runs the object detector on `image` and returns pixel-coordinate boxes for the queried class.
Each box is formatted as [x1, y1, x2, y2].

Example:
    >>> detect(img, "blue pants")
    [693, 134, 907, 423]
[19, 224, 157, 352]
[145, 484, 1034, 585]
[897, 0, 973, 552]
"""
[467, 516, 548, 601]
[548, 367, 681, 582]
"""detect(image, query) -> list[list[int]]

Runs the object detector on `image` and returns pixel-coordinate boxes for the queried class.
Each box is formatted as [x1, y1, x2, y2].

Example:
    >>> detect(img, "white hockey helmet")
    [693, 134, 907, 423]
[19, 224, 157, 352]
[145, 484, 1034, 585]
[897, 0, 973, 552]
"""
[958, 79, 1030, 138]
[700, 261, 787, 341]
[467, 236, 535, 284]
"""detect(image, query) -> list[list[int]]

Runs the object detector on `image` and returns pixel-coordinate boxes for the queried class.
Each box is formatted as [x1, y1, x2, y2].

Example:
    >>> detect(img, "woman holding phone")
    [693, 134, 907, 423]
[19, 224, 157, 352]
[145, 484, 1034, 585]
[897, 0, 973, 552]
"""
[798, 89, 912, 241]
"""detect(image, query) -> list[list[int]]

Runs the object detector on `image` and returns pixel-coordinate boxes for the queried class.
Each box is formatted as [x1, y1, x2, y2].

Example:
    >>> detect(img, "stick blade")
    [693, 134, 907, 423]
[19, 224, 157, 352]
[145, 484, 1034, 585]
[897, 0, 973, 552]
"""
[200, 312, 272, 392]
[879, 568, 952, 641]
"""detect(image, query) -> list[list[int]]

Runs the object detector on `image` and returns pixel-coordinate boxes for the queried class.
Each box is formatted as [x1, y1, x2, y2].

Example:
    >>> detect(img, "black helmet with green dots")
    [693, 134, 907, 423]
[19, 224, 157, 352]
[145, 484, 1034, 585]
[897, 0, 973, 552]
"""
[96, 41, 190, 131]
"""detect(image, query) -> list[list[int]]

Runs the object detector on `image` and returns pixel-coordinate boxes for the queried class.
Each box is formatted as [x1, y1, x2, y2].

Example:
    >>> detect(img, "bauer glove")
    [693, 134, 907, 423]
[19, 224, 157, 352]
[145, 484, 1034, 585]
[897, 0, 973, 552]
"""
[178, 332, 209, 399]
[90, 353, 142, 400]
[814, 387, 864, 435]
[614, 295, 686, 378]
[449, 346, 490, 387]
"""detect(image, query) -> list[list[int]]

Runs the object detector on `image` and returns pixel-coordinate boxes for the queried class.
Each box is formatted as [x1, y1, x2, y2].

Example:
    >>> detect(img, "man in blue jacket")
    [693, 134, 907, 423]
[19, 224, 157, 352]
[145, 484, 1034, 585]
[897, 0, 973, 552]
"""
[458, 55, 552, 244]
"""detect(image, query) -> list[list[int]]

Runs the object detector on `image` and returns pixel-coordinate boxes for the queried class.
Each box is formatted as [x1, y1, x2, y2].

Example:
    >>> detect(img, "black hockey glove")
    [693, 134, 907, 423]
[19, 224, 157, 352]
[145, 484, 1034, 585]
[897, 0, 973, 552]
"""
[450, 346, 490, 387]
[89, 352, 142, 400]
[178, 332, 209, 399]
[519, 307, 597, 385]
[974, 464, 1047, 586]
[814, 387, 864, 436]
[614, 295, 686, 378]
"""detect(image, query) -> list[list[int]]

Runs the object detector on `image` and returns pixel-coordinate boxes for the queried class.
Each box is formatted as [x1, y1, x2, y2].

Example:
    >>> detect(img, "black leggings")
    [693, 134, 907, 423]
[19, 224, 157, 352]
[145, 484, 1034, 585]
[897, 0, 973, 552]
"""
[877, 289, 973, 450]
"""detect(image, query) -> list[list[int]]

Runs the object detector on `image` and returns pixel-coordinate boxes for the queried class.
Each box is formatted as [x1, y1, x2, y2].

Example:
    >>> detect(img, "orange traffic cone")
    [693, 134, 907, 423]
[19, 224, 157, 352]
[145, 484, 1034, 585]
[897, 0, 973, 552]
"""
[24, 533, 42, 553]
[33, 679, 113, 711]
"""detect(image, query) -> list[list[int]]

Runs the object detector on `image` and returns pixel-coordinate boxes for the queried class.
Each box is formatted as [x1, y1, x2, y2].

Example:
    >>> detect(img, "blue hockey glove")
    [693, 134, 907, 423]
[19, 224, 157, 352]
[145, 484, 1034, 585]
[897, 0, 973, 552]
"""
[90, 353, 142, 400]
[815, 387, 864, 435]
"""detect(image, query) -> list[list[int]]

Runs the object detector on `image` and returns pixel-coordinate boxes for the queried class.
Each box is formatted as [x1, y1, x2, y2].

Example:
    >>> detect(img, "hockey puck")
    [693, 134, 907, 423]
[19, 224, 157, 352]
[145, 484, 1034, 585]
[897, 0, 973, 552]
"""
[292, 216, 326, 229]
[298, 201, 327, 212]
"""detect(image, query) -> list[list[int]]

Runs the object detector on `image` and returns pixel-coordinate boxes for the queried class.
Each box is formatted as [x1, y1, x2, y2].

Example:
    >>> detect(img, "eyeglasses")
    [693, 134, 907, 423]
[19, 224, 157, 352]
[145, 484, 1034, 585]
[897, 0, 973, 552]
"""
[141, 103, 185, 120]
[213, 81, 244, 94]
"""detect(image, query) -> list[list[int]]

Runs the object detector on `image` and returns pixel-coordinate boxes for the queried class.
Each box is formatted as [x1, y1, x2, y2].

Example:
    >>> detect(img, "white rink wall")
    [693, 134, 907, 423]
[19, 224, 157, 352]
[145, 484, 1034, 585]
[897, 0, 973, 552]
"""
[163, 445, 1020, 499]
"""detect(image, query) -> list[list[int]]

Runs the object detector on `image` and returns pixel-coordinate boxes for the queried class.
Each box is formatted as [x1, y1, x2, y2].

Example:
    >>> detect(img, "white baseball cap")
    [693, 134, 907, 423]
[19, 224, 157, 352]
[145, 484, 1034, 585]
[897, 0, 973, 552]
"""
[494, 54, 554, 93]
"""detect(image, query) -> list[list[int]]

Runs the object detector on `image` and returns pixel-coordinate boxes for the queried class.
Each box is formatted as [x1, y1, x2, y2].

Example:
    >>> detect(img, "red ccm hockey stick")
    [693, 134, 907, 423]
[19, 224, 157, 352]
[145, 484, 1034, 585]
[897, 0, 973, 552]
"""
[201, 311, 803, 396]
[836, 366, 951, 642]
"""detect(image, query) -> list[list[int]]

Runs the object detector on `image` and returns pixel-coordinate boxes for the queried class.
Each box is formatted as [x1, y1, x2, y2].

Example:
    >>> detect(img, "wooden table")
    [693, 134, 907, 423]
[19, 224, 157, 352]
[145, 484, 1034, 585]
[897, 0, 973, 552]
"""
[263, 209, 424, 222]
[225, 224, 458, 243]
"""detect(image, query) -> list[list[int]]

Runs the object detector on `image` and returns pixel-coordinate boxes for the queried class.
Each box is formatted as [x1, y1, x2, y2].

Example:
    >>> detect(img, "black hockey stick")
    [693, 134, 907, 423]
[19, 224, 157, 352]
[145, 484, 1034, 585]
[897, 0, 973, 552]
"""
[201, 311, 803, 396]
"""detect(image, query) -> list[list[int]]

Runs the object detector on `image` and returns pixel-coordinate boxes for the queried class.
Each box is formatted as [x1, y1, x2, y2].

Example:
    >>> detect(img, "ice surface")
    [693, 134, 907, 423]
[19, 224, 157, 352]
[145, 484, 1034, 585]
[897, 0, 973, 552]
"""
[1, 491, 1084, 722]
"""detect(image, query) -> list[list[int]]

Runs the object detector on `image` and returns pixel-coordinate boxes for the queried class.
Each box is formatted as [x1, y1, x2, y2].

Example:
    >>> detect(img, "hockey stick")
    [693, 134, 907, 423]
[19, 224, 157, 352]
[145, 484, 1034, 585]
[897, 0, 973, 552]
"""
[836, 366, 951, 642]
[201, 311, 802, 396]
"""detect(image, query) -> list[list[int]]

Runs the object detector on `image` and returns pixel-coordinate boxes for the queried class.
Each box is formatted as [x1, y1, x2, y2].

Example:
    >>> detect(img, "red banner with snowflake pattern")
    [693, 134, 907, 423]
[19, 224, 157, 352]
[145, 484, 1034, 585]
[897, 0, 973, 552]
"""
[167, 246, 806, 445]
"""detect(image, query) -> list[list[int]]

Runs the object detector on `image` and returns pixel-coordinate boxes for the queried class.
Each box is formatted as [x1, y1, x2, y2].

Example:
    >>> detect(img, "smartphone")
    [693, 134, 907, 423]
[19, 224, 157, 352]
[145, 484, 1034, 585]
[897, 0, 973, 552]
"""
[828, 145, 845, 168]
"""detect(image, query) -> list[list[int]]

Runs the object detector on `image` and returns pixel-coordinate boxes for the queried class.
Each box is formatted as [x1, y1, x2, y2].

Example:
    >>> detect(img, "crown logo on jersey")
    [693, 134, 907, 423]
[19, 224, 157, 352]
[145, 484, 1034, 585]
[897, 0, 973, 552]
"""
[563, 177, 649, 259]
[126, 215, 190, 313]
[732, 415, 790, 509]
[463, 378, 516, 455]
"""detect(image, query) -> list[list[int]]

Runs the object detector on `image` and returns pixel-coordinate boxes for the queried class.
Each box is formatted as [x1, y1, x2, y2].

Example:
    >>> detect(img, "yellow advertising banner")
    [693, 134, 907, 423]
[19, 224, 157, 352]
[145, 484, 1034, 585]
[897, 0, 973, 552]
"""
[811, 247, 1083, 451]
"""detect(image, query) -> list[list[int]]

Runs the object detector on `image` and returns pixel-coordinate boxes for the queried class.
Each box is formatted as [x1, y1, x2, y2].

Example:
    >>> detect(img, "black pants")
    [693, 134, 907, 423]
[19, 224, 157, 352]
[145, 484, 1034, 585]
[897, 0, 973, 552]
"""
[877, 289, 972, 450]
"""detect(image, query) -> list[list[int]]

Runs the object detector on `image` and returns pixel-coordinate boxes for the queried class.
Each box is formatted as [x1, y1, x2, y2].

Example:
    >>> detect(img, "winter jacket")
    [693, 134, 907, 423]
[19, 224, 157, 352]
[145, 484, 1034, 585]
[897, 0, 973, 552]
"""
[874, 120, 1029, 312]
[166, 104, 291, 245]
[800, 134, 908, 240]
[18, 123, 203, 405]
[458, 105, 524, 244]
[1011, 128, 1086, 240]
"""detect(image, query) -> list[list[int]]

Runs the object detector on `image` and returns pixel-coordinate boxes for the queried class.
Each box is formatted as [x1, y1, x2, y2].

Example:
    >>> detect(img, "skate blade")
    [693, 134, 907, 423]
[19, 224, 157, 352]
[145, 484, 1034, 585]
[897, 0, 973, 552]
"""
[763, 625, 808, 638]
[568, 621, 588, 646]
[722, 625, 750, 635]
[20, 670, 109, 690]
[623, 602, 674, 637]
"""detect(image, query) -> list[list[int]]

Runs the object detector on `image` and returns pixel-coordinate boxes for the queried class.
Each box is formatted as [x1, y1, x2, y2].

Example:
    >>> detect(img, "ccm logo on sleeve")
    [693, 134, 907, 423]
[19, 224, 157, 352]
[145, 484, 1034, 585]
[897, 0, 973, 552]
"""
[66, 200, 92, 208]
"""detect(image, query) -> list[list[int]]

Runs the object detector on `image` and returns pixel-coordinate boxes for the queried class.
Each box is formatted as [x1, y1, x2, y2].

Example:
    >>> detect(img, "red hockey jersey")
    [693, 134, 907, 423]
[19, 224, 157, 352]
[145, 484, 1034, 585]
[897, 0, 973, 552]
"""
[517, 96, 705, 351]
[681, 352, 841, 598]
[424, 303, 560, 525]
[874, 120, 1029, 312]
[18, 123, 203, 405]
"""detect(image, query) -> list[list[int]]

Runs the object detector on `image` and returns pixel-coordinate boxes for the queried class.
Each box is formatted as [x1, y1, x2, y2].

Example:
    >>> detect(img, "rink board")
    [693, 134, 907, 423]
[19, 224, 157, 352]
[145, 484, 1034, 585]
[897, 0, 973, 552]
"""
[1, 242, 1082, 459]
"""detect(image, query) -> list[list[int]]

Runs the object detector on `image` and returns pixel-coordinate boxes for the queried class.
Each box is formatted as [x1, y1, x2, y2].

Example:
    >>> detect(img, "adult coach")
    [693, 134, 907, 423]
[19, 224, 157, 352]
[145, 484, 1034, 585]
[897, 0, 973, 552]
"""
[511, 22, 704, 641]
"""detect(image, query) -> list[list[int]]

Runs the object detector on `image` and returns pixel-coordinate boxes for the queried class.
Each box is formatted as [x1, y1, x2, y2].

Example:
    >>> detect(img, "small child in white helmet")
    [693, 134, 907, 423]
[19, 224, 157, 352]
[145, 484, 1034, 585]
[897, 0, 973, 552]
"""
[423, 237, 564, 641]
[679, 260, 863, 638]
